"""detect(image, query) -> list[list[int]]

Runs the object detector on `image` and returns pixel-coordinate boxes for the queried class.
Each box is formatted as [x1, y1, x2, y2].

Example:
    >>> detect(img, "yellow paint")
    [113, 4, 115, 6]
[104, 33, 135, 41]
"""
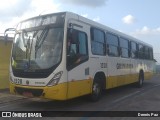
[106, 72, 153, 89]
[10, 79, 92, 100]
[67, 79, 92, 99]
[0, 40, 12, 89]
[106, 75, 132, 89]
[9, 72, 153, 100]
[10, 82, 68, 100]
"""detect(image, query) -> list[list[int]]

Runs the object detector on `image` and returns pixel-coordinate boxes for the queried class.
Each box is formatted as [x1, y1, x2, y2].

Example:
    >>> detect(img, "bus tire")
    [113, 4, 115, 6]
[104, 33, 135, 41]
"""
[90, 81, 102, 102]
[137, 72, 144, 88]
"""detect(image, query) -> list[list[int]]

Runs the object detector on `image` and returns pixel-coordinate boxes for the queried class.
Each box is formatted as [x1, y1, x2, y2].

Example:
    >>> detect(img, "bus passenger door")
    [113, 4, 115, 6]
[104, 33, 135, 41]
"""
[66, 21, 91, 99]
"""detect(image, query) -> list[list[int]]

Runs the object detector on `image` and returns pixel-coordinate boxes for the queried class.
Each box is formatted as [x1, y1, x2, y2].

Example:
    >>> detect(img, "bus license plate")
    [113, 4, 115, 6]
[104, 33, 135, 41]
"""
[23, 92, 33, 97]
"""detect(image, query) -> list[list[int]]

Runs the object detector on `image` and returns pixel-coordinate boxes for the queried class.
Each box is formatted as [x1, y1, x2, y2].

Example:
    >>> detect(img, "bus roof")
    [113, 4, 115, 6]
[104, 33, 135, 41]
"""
[65, 12, 152, 48]
[17, 11, 152, 48]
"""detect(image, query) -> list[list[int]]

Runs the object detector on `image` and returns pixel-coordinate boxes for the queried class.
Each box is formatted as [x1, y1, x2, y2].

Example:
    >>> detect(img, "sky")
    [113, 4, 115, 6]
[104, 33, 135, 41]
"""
[0, 0, 160, 64]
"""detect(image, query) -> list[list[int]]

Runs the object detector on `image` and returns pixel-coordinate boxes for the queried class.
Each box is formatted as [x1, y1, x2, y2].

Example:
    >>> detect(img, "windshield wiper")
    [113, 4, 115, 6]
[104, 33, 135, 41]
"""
[35, 26, 49, 58]
[28, 36, 34, 68]
[21, 30, 30, 59]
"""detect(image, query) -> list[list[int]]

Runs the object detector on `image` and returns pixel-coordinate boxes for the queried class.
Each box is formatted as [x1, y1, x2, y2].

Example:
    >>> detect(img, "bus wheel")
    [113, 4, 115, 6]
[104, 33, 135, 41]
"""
[137, 72, 144, 88]
[90, 81, 102, 102]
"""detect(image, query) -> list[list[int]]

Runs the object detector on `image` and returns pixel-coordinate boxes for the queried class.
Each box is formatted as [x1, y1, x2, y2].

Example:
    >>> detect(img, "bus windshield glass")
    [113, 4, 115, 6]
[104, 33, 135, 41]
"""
[12, 13, 65, 71]
[12, 27, 63, 71]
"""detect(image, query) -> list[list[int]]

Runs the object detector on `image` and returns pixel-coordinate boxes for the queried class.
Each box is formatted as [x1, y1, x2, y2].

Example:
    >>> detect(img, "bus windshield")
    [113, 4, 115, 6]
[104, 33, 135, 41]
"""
[12, 27, 63, 70]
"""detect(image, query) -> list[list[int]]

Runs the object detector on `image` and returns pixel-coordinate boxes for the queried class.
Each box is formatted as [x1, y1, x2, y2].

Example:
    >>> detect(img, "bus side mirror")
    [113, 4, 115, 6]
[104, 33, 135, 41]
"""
[4, 34, 8, 45]
[4, 28, 16, 45]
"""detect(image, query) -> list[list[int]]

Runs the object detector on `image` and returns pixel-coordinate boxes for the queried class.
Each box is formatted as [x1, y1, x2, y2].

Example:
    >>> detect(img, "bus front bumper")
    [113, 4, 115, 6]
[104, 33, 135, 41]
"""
[10, 82, 68, 100]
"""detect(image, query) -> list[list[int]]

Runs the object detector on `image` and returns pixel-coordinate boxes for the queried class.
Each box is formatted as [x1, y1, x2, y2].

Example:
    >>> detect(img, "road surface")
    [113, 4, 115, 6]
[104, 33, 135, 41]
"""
[0, 75, 160, 120]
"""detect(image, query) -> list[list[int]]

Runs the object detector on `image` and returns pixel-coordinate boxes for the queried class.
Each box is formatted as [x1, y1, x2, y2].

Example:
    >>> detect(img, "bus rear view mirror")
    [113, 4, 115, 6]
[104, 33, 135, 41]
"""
[4, 28, 16, 45]
[4, 34, 8, 45]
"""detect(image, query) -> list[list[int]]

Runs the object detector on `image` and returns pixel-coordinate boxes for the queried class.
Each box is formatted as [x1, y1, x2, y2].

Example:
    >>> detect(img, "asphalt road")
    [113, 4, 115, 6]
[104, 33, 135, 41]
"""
[0, 74, 160, 120]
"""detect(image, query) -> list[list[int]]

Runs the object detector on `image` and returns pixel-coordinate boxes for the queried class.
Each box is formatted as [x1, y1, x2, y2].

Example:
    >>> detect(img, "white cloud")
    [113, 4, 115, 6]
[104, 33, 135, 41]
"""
[93, 16, 100, 22]
[31, 0, 60, 16]
[0, 0, 32, 21]
[0, 0, 60, 33]
[156, 27, 160, 32]
[58, 0, 108, 7]
[132, 26, 160, 36]
[0, 0, 107, 34]
[130, 26, 160, 63]
[80, 14, 100, 22]
[130, 26, 160, 45]
[81, 14, 89, 18]
[122, 14, 135, 25]
[0, 0, 19, 10]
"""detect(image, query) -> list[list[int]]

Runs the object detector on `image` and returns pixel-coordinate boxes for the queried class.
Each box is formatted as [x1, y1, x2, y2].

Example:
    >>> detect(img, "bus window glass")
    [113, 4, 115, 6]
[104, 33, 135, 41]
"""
[121, 48, 129, 58]
[108, 46, 119, 56]
[79, 32, 87, 55]
[91, 28, 105, 55]
[120, 38, 129, 49]
[131, 41, 138, 58]
[119, 38, 129, 58]
[144, 47, 149, 59]
[107, 33, 118, 46]
[131, 42, 137, 50]
[149, 48, 153, 60]
[138, 44, 145, 59]
[106, 33, 119, 57]
[67, 29, 88, 70]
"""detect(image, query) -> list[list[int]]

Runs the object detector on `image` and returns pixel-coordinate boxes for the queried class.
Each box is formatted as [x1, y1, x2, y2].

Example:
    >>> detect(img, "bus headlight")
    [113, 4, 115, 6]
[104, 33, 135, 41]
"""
[47, 71, 63, 86]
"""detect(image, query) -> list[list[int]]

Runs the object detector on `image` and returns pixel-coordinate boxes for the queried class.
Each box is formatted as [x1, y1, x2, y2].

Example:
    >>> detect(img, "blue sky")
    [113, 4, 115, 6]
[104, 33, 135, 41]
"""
[0, 0, 160, 63]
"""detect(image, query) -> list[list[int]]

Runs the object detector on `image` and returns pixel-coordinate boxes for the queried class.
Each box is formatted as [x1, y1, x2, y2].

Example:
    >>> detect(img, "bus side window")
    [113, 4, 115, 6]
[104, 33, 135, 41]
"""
[91, 28, 105, 55]
[131, 41, 138, 58]
[119, 38, 129, 58]
[67, 29, 88, 70]
[106, 33, 119, 57]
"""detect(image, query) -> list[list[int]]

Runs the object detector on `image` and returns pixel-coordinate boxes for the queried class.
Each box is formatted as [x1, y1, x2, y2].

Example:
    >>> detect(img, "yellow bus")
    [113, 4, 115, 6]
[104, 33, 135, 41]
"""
[5, 12, 154, 101]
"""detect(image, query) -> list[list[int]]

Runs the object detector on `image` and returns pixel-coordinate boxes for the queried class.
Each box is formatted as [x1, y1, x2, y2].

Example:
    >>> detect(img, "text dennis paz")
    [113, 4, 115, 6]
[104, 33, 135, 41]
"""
[138, 112, 159, 117]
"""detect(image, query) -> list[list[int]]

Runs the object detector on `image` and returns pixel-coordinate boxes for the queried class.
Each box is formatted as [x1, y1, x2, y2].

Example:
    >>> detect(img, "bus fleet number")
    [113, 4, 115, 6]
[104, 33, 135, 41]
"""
[100, 63, 107, 68]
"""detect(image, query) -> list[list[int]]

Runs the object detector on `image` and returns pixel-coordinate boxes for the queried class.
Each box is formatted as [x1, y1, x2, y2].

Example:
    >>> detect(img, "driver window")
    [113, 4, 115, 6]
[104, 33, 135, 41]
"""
[67, 29, 88, 70]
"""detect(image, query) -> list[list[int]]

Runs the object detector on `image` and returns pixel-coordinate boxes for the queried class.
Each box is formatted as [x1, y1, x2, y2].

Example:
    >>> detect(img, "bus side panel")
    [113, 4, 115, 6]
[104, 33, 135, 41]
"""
[144, 60, 154, 80]
[67, 60, 92, 99]
[106, 57, 133, 89]
[106, 74, 139, 89]
[67, 79, 92, 99]
[43, 83, 68, 100]
[130, 59, 139, 83]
